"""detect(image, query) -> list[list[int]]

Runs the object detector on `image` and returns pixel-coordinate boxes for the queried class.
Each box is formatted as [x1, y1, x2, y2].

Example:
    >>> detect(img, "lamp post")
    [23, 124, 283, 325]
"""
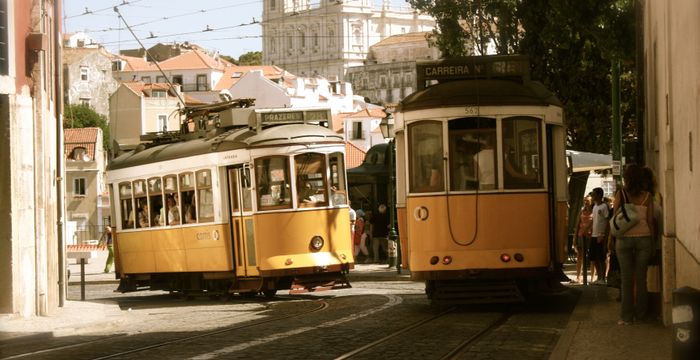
[380, 114, 401, 273]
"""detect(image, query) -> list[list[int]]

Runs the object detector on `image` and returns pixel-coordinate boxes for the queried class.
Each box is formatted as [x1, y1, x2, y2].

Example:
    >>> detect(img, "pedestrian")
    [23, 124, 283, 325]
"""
[613, 164, 655, 325]
[573, 195, 593, 283]
[353, 210, 369, 261]
[589, 187, 609, 285]
[348, 200, 357, 248]
[99, 226, 114, 273]
[370, 204, 389, 263]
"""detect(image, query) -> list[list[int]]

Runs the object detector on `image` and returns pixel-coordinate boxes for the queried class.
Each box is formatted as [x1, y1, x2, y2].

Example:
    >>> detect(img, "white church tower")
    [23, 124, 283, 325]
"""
[262, 0, 435, 81]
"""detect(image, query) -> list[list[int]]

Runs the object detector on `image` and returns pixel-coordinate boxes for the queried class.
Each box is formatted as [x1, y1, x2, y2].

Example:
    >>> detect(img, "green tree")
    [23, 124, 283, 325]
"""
[237, 51, 262, 66]
[64, 104, 111, 151]
[408, 0, 636, 154]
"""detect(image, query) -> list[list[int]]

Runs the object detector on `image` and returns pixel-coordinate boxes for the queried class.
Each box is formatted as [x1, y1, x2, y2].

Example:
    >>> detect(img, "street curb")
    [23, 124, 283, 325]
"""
[549, 287, 588, 360]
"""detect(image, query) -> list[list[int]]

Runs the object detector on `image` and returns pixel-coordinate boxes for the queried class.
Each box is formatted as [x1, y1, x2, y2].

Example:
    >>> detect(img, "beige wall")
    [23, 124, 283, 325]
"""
[110, 86, 143, 149]
[644, 0, 700, 324]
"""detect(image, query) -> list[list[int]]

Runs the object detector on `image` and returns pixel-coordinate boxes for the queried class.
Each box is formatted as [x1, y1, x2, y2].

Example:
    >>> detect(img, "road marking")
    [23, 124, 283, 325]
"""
[189, 295, 403, 360]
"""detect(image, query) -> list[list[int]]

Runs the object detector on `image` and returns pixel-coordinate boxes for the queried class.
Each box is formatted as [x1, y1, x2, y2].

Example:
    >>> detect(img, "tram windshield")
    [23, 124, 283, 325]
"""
[501, 116, 542, 189]
[408, 121, 444, 193]
[255, 156, 292, 210]
[295, 153, 328, 208]
[448, 117, 498, 191]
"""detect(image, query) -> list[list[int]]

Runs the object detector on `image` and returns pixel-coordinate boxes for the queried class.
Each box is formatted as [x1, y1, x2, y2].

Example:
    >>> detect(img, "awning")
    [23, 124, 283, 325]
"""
[566, 150, 612, 172]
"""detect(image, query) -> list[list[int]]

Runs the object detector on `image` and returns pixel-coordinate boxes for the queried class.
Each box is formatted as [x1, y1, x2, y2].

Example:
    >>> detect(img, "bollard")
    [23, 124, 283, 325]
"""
[672, 286, 700, 359]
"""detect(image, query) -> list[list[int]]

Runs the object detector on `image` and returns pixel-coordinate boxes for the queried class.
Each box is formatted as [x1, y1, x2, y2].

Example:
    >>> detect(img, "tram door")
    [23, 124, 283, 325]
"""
[227, 166, 259, 277]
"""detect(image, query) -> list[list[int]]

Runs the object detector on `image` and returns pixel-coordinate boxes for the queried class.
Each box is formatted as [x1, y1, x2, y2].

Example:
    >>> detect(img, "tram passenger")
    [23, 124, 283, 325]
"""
[167, 196, 180, 225]
[473, 135, 496, 190]
[138, 203, 150, 228]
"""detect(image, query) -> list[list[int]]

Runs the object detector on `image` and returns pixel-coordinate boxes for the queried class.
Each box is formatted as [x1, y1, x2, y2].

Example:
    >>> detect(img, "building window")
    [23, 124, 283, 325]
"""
[172, 75, 183, 85]
[74, 178, 87, 196]
[156, 75, 167, 83]
[196, 74, 207, 91]
[79, 98, 90, 107]
[80, 67, 89, 81]
[270, 0, 276, 10]
[1, 0, 8, 75]
[158, 114, 168, 132]
[352, 121, 363, 139]
[141, 76, 152, 84]
[328, 29, 335, 48]
[152, 89, 166, 98]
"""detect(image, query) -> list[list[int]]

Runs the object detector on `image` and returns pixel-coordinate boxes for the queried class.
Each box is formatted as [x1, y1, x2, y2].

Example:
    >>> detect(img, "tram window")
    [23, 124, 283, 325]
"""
[408, 121, 444, 193]
[502, 117, 543, 189]
[133, 180, 148, 228]
[179, 172, 196, 223]
[295, 153, 329, 208]
[164, 175, 180, 225]
[119, 183, 134, 229]
[448, 117, 497, 191]
[255, 156, 292, 210]
[329, 152, 347, 206]
[196, 170, 215, 222]
[241, 167, 253, 211]
[148, 177, 164, 226]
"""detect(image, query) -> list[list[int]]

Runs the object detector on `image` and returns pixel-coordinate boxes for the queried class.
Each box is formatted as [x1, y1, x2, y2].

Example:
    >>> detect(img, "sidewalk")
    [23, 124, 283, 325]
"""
[550, 268, 672, 359]
[2, 255, 673, 359]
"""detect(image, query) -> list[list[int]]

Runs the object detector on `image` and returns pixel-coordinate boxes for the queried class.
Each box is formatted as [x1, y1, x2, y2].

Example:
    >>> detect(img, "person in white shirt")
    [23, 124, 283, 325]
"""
[590, 187, 609, 284]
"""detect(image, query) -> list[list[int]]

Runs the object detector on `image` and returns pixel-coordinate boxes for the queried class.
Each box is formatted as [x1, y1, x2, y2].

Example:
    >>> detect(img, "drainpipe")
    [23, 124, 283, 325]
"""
[54, 0, 65, 307]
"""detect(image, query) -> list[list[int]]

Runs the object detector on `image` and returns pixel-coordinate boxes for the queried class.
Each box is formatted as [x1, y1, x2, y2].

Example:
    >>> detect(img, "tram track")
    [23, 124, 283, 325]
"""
[334, 309, 513, 360]
[2, 298, 330, 360]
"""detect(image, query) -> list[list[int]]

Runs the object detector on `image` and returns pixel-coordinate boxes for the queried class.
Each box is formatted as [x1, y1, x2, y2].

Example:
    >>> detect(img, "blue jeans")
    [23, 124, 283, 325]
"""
[615, 236, 652, 322]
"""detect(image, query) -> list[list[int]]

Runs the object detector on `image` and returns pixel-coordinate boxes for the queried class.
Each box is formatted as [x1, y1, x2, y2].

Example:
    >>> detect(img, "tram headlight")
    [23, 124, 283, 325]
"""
[500, 253, 511, 262]
[310, 235, 324, 251]
[514, 253, 524, 262]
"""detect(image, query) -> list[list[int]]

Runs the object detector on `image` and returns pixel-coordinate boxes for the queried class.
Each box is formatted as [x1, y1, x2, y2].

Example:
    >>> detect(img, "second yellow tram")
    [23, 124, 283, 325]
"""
[393, 56, 569, 302]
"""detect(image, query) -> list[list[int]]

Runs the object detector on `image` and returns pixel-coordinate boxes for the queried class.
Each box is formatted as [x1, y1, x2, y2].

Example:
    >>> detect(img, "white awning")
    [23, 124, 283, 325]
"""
[566, 150, 613, 172]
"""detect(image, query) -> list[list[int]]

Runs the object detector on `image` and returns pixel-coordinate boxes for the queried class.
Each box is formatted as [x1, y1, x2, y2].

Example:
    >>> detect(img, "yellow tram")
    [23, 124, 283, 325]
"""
[107, 105, 354, 297]
[393, 56, 569, 302]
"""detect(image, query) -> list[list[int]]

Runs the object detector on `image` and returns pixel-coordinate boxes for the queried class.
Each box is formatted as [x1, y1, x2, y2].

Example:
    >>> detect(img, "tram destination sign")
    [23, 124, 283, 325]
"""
[253, 109, 331, 130]
[259, 110, 330, 124]
[416, 56, 531, 90]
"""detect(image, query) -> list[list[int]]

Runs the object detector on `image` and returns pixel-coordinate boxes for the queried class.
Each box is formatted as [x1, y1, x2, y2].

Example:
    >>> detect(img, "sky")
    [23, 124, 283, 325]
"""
[63, 0, 410, 60]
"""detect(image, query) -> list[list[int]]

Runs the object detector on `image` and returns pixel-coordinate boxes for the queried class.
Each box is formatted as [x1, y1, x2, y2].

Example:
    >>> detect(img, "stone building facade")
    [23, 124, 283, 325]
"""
[347, 31, 440, 105]
[63, 47, 119, 117]
[0, 0, 63, 317]
[262, 0, 434, 81]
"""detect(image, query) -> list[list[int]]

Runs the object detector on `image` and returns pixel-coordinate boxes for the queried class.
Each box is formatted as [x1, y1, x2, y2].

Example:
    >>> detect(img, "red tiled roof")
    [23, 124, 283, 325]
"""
[346, 108, 386, 119]
[332, 113, 351, 133]
[64, 127, 99, 159]
[345, 141, 367, 169]
[122, 82, 180, 98]
[120, 48, 227, 72]
[214, 65, 287, 90]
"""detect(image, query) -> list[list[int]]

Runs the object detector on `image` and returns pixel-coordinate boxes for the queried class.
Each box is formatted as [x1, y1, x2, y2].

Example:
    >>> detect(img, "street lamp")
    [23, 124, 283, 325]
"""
[380, 114, 401, 273]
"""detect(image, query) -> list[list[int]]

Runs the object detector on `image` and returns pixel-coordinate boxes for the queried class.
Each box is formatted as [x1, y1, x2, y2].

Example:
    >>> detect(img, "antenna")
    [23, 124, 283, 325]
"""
[112, 6, 187, 108]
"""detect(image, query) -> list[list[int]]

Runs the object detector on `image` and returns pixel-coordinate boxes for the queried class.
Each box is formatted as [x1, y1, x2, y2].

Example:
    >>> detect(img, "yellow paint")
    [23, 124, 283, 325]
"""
[407, 193, 551, 272]
[115, 224, 232, 274]
[254, 208, 353, 271]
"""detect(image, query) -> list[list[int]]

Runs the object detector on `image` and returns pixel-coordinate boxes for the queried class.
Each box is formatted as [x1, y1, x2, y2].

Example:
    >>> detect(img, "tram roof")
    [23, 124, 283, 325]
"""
[108, 124, 344, 171]
[398, 79, 562, 112]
